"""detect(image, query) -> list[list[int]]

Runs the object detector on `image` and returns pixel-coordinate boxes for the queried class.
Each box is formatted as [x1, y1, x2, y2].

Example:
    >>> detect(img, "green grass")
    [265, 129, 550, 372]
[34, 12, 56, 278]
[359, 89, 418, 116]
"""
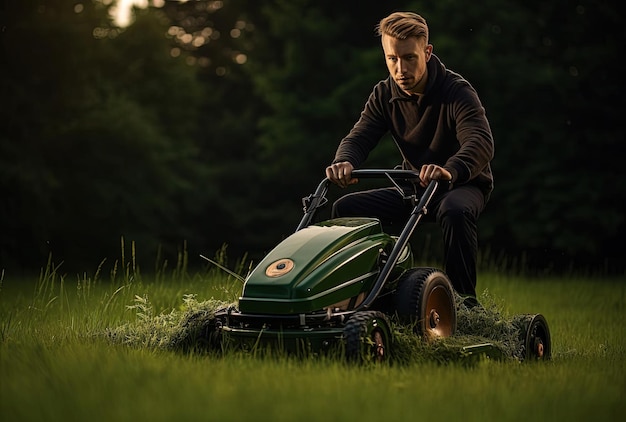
[1, 259, 624, 422]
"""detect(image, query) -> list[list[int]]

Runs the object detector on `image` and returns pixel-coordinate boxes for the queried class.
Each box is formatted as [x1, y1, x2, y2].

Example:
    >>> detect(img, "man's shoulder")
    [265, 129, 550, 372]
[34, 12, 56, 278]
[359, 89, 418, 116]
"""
[444, 68, 473, 89]
[429, 56, 473, 92]
[430, 66, 480, 105]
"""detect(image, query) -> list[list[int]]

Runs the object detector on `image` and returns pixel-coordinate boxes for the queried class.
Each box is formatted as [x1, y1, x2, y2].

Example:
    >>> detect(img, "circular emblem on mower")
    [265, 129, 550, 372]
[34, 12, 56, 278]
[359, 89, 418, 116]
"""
[265, 258, 295, 277]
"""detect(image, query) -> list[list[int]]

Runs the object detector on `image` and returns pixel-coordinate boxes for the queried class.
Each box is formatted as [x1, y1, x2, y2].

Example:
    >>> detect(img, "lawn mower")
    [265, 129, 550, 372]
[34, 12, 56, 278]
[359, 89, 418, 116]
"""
[206, 169, 551, 362]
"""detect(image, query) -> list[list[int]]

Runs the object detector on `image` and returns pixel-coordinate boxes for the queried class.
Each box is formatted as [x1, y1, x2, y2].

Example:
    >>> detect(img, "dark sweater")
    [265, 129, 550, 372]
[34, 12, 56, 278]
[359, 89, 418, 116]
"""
[334, 54, 494, 198]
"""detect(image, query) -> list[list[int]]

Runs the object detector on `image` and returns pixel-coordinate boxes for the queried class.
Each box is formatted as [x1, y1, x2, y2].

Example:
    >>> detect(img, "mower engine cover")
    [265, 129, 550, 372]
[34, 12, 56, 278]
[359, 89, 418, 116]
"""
[238, 217, 412, 314]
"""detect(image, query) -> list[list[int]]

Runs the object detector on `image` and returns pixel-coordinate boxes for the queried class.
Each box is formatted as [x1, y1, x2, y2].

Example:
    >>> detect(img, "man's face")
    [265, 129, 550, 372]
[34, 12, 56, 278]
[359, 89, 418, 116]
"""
[381, 34, 433, 95]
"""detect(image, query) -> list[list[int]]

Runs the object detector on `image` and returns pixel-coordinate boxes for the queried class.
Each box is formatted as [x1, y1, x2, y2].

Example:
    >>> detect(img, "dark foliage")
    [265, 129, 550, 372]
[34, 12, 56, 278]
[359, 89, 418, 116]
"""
[0, 0, 623, 274]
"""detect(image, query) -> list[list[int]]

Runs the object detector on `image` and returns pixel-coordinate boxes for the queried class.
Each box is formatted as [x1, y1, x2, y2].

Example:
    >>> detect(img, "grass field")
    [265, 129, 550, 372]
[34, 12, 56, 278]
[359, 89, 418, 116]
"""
[1, 258, 624, 422]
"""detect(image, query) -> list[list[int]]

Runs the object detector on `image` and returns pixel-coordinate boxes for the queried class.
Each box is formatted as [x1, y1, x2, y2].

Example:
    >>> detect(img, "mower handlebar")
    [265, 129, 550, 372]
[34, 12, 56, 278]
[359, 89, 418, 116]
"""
[297, 169, 439, 232]
[349, 169, 420, 180]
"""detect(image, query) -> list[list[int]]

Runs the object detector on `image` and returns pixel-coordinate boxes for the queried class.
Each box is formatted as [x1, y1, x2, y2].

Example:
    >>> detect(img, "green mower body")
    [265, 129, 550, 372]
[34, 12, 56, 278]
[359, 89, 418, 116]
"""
[239, 217, 411, 315]
[215, 217, 413, 354]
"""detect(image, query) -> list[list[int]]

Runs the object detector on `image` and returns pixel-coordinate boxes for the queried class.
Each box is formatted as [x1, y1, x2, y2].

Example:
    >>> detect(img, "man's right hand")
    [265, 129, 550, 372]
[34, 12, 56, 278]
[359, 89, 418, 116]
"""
[325, 161, 358, 188]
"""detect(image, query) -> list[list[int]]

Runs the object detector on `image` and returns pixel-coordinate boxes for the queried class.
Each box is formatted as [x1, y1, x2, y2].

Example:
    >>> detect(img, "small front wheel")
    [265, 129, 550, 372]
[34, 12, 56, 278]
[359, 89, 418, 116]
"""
[344, 311, 391, 363]
[513, 314, 551, 361]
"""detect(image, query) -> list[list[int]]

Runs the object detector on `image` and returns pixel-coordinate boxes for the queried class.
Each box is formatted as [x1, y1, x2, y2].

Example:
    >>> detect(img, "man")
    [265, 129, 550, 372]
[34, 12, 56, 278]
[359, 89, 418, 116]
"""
[325, 12, 494, 307]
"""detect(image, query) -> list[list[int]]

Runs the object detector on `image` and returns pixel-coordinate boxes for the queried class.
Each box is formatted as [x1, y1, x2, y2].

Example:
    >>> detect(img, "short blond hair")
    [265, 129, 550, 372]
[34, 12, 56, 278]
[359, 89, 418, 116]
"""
[376, 12, 429, 42]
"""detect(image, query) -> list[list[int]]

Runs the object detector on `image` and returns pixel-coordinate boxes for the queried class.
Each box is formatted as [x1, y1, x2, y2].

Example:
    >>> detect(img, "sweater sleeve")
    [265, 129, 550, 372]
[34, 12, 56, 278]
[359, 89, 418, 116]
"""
[443, 85, 494, 186]
[333, 84, 389, 167]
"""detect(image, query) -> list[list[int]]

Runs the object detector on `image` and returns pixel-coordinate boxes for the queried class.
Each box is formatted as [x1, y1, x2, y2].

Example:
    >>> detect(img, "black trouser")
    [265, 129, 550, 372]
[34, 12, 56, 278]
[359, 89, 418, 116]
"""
[331, 184, 486, 298]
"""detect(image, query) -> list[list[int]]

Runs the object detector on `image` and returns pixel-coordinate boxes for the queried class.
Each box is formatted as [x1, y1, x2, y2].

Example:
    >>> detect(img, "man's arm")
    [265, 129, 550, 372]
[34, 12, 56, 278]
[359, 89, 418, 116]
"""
[332, 84, 389, 170]
[443, 86, 494, 186]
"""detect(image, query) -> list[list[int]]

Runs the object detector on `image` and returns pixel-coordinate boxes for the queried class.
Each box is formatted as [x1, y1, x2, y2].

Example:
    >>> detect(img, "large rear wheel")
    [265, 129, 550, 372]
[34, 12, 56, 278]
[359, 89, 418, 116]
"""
[343, 310, 391, 363]
[394, 268, 457, 340]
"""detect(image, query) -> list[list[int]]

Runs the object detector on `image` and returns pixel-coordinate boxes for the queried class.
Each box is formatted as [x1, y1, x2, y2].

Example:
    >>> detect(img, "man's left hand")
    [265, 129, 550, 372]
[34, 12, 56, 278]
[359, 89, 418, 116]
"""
[419, 164, 452, 188]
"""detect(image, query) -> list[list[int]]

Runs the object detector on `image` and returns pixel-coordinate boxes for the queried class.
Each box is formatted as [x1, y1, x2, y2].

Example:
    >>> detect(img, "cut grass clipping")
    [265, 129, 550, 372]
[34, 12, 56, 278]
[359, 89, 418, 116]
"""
[105, 290, 529, 363]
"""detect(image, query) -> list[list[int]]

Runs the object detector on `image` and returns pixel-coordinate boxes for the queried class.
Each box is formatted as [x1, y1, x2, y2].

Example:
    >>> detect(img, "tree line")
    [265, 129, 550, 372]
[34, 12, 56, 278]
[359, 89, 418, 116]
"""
[1, 0, 623, 275]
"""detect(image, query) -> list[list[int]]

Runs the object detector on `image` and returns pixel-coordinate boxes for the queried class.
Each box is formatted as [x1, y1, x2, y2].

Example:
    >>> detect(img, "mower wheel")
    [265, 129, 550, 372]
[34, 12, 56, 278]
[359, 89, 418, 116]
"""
[344, 311, 391, 363]
[394, 268, 457, 340]
[513, 314, 551, 361]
